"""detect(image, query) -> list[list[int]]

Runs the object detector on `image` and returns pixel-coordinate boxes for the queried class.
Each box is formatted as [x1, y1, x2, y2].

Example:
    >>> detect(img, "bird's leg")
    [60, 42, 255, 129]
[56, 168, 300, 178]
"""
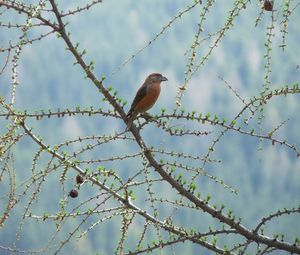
[141, 112, 153, 121]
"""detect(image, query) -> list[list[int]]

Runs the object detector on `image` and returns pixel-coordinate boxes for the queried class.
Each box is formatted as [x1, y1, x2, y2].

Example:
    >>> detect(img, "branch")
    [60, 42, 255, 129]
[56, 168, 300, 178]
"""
[20, 119, 227, 254]
[254, 206, 300, 234]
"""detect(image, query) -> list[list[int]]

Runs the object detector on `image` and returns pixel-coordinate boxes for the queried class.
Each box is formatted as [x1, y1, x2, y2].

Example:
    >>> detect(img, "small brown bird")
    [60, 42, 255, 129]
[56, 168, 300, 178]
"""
[126, 73, 168, 129]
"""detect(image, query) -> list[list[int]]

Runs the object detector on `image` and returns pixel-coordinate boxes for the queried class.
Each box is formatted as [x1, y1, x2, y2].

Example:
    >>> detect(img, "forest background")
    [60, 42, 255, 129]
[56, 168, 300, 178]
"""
[0, 0, 299, 254]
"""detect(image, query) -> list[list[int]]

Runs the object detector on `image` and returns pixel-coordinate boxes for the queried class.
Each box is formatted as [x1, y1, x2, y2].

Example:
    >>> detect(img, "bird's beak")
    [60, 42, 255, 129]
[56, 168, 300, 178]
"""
[161, 76, 168, 82]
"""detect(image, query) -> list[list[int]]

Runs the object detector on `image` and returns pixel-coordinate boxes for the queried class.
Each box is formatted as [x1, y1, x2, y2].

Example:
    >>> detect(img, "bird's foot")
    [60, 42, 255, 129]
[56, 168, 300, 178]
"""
[141, 112, 153, 121]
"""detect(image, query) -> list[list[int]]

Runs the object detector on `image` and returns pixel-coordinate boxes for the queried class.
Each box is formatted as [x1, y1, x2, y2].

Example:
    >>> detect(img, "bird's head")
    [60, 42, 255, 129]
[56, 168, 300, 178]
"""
[146, 73, 168, 84]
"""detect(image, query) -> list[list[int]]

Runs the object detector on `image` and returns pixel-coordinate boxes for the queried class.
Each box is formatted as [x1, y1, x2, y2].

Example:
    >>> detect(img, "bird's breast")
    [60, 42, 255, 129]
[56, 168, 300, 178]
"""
[134, 82, 161, 113]
[147, 82, 161, 97]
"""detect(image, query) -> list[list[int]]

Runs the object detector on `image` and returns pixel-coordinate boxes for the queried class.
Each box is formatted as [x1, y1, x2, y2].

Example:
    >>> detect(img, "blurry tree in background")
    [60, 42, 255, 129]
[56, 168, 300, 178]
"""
[0, 0, 299, 254]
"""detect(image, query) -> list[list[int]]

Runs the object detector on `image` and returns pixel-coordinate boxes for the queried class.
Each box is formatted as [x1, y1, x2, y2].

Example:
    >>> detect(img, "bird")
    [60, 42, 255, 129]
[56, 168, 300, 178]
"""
[126, 73, 168, 130]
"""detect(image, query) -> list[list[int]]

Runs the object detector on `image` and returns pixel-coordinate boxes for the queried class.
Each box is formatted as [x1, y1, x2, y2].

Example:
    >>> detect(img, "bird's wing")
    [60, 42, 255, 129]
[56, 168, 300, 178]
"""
[127, 82, 147, 117]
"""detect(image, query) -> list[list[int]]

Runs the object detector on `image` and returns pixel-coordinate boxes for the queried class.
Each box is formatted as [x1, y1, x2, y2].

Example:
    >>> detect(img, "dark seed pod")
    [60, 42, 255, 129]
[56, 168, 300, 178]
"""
[263, 0, 273, 11]
[69, 189, 78, 198]
[76, 175, 84, 184]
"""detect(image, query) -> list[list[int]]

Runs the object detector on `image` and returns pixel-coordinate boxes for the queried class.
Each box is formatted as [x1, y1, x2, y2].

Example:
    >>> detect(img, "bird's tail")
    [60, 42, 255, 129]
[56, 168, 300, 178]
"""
[125, 110, 135, 131]
[126, 108, 133, 119]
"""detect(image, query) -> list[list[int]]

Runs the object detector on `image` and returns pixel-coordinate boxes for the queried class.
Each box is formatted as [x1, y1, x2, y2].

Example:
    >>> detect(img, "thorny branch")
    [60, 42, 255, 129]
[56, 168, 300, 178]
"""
[0, 0, 299, 254]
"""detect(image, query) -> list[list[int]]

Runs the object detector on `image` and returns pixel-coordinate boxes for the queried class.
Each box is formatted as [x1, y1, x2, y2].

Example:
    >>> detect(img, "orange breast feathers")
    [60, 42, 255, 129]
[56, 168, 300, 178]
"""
[133, 82, 161, 113]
